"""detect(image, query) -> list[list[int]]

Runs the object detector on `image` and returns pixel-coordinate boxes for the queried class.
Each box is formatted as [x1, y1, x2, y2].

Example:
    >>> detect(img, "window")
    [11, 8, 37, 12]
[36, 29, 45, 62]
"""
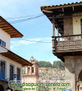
[28, 67, 30, 74]
[0, 60, 5, 80]
[17, 68, 21, 81]
[10, 65, 14, 81]
[32, 67, 34, 73]
[0, 39, 6, 47]
[81, 19, 82, 34]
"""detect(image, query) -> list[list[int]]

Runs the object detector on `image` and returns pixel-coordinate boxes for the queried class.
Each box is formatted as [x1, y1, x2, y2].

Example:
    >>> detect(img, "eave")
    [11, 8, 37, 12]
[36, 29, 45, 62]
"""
[0, 49, 32, 66]
[0, 16, 23, 38]
[41, 1, 82, 35]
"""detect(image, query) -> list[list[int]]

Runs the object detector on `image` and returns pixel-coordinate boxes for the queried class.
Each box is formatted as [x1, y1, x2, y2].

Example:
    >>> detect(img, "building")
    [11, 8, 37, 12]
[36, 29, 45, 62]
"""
[39, 67, 48, 73]
[41, 2, 82, 91]
[22, 56, 39, 91]
[0, 16, 32, 91]
[22, 56, 39, 83]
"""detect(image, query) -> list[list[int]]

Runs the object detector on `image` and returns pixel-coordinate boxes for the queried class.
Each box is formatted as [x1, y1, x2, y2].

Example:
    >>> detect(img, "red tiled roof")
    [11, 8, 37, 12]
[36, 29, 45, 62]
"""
[41, 1, 82, 10]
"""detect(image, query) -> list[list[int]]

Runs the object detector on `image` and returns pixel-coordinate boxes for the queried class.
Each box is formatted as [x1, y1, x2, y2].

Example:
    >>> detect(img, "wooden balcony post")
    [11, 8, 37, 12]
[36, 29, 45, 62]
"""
[58, 29, 60, 41]
[53, 23, 55, 36]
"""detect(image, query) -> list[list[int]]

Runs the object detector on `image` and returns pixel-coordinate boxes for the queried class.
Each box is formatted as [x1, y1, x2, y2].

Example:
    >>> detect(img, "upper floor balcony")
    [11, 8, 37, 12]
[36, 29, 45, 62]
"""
[52, 34, 82, 59]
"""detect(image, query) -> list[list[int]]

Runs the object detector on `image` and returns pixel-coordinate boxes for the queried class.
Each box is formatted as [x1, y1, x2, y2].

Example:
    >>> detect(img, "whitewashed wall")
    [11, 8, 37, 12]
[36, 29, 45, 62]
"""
[73, 12, 82, 35]
[0, 28, 10, 49]
[0, 54, 22, 81]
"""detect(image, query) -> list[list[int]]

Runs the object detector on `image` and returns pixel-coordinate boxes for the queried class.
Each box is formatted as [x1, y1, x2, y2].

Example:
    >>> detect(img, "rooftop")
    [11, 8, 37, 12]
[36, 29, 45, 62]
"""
[0, 49, 32, 66]
[41, 1, 82, 10]
[0, 16, 23, 38]
[41, 2, 82, 35]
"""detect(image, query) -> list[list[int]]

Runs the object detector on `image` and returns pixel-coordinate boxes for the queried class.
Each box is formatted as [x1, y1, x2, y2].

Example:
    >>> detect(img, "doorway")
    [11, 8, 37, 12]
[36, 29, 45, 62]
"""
[78, 70, 82, 91]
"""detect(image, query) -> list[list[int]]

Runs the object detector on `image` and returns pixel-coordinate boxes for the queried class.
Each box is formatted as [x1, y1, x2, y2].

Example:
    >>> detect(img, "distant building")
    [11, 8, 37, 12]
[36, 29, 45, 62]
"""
[39, 67, 48, 73]
[22, 57, 39, 91]
[0, 16, 32, 91]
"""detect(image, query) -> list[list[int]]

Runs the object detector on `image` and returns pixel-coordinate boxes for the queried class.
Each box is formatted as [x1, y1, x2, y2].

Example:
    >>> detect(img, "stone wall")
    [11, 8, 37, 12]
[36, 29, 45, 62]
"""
[64, 56, 82, 91]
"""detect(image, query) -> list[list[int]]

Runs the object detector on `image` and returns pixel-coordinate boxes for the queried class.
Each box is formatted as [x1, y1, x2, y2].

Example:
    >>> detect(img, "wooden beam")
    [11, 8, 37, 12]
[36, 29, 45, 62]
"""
[53, 23, 55, 36]
[52, 16, 55, 36]
[62, 8, 64, 12]
[0, 24, 10, 27]
[0, 27, 11, 30]
[72, 6, 74, 11]
[58, 28, 60, 41]
[0, 16, 23, 38]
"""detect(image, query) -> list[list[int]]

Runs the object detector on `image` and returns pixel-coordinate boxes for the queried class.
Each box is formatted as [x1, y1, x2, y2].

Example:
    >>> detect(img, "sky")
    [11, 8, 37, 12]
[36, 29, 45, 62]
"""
[0, 0, 81, 63]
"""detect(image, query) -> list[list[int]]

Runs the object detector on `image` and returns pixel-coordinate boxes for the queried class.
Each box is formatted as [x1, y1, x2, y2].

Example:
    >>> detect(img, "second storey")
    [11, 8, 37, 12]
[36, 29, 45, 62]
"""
[0, 16, 23, 50]
[41, 2, 82, 61]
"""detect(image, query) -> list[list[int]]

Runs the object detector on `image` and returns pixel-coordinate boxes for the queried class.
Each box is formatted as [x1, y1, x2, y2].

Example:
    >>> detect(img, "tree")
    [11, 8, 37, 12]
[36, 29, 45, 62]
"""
[38, 61, 52, 68]
[38, 61, 65, 70]
[53, 61, 65, 70]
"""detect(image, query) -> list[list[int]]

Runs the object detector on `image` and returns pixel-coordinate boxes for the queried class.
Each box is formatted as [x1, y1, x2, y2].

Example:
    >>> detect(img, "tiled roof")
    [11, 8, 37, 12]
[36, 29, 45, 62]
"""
[41, 1, 82, 10]
[0, 16, 23, 38]
[0, 49, 32, 66]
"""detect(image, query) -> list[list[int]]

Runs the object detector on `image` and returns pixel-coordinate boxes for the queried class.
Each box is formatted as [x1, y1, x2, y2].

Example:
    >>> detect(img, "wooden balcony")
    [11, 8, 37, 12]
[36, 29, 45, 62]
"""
[52, 34, 82, 60]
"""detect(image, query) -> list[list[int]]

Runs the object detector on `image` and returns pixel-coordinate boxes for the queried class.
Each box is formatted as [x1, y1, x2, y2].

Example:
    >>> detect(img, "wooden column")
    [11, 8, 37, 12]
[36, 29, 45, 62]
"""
[58, 29, 60, 41]
[53, 23, 55, 36]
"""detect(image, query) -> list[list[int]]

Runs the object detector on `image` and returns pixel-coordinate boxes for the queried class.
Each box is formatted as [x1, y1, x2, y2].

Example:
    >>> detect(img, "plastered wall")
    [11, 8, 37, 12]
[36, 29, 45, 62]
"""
[0, 54, 22, 81]
[73, 12, 82, 35]
[0, 28, 10, 49]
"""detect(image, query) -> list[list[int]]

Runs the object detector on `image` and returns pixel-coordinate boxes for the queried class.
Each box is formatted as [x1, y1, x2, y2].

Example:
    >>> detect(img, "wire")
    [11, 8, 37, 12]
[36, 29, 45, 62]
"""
[6, 14, 51, 44]
[21, 39, 51, 43]
[7, 14, 44, 24]
[6, 15, 32, 20]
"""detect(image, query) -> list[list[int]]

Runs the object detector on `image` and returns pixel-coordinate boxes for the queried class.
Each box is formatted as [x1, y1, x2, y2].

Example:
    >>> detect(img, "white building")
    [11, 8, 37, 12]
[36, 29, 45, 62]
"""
[0, 16, 32, 91]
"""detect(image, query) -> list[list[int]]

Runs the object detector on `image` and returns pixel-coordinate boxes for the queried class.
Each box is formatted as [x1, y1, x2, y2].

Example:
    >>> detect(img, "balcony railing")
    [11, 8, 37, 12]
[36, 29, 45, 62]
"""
[52, 34, 82, 53]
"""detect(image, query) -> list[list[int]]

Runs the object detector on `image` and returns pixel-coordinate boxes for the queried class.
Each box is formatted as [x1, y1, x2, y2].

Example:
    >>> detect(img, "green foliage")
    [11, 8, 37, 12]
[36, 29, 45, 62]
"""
[38, 61, 65, 70]
[53, 61, 65, 70]
[38, 61, 52, 68]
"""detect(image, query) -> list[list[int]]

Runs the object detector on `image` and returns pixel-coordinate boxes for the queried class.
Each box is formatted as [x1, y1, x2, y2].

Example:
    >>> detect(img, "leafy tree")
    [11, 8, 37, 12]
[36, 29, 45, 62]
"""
[38, 61, 52, 68]
[53, 61, 65, 70]
[38, 61, 65, 70]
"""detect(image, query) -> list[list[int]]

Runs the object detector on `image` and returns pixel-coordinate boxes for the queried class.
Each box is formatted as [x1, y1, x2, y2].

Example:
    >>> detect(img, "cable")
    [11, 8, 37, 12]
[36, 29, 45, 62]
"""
[7, 14, 44, 24]
[6, 13, 82, 24]
[6, 15, 32, 20]
[15, 38, 52, 44]
[21, 39, 51, 43]
[6, 13, 43, 19]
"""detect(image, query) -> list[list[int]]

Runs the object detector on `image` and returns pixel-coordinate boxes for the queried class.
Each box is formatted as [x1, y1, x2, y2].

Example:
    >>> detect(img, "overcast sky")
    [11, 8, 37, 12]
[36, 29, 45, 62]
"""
[0, 0, 81, 63]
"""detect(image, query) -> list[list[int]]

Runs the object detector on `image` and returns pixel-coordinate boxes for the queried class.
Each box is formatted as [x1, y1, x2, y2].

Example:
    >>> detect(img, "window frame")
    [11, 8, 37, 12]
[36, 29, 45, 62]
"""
[0, 39, 6, 48]
[9, 64, 14, 81]
[0, 60, 6, 80]
[17, 67, 21, 81]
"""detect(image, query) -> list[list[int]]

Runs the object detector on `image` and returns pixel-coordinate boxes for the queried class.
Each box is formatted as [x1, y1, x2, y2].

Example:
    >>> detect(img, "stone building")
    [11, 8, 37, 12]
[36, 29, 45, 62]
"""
[22, 57, 39, 90]
[41, 2, 82, 91]
[0, 16, 32, 91]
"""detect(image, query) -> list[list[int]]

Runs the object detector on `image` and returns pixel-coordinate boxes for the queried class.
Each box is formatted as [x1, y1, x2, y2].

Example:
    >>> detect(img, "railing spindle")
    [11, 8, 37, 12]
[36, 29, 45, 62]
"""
[52, 34, 82, 52]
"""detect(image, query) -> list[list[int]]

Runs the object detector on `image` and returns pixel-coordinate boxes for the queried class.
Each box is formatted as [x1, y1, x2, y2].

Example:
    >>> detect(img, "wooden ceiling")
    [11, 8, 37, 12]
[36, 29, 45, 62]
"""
[0, 50, 32, 66]
[0, 16, 23, 38]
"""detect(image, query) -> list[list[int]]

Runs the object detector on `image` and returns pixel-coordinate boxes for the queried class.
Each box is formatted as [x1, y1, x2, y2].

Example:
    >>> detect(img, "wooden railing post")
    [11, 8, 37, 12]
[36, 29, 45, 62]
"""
[58, 29, 60, 41]
[53, 23, 55, 36]
[52, 34, 82, 53]
[52, 16, 55, 37]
